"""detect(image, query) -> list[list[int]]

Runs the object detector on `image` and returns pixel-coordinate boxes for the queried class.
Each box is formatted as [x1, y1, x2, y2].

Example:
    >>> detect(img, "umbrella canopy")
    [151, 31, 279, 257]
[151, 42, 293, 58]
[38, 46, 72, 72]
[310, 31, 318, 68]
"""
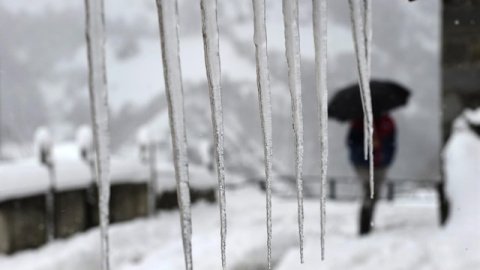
[328, 80, 410, 121]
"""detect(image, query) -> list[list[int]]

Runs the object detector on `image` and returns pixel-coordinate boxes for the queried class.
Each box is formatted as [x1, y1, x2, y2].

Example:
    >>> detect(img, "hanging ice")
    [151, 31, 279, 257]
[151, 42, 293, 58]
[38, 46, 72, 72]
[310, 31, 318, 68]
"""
[363, 0, 372, 77]
[312, 0, 328, 260]
[348, 0, 375, 198]
[200, 0, 228, 269]
[282, 0, 305, 263]
[362, 0, 372, 161]
[252, 0, 274, 268]
[84, 0, 111, 268]
[155, 0, 193, 269]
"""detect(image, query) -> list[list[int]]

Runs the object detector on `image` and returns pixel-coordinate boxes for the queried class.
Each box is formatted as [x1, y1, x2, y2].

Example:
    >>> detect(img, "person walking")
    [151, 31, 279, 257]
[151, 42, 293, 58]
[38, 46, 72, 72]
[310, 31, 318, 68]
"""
[347, 114, 397, 235]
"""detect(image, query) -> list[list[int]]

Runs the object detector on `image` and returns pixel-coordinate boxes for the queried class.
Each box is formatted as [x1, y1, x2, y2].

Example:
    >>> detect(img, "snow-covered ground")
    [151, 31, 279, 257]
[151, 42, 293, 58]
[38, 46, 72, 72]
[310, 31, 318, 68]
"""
[1, 110, 478, 270]
[0, 186, 477, 270]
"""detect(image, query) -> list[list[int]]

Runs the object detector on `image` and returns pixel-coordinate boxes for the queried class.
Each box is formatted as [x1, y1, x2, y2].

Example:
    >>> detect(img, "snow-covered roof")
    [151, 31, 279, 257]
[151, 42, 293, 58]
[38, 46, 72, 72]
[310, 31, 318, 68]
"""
[155, 164, 216, 192]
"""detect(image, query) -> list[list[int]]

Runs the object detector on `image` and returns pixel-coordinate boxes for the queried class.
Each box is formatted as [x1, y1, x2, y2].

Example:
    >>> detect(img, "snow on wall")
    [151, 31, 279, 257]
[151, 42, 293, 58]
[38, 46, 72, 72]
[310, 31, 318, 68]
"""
[0, 160, 50, 202]
[0, 157, 215, 203]
[443, 108, 480, 252]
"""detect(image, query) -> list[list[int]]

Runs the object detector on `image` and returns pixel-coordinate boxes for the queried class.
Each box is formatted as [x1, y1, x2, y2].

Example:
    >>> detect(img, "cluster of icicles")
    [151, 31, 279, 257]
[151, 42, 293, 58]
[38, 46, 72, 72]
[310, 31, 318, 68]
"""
[83, 0, 374, 269]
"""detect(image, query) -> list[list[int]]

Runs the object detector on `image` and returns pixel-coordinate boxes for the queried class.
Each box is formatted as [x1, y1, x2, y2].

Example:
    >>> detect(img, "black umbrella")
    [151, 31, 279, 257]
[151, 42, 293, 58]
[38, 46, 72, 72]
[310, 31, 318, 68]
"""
[328, 80, 410, 121]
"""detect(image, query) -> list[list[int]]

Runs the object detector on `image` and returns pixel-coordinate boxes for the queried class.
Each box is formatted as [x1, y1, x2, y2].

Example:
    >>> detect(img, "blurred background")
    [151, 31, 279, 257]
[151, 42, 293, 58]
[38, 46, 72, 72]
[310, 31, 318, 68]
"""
[0, 0, 441, 179]
[0, 0, 479, 270]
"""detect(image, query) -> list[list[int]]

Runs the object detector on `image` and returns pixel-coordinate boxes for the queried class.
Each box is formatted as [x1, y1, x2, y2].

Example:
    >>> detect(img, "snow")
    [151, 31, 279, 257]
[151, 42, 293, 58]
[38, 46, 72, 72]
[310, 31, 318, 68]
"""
[76, 125, 93, 151]
[200, 0, 228, 268]
[275, 110, 480, 270]
[34, 127, 53, 153]
[4, 111, 478, 269]
[156, 0, 193, 268]
[0, 160, 50, 201]
[252, 0, 274, 268]
[2, 183, 478, 270]
[464, 108, 480, 125]
[136, 128, 151, 146]
[312, 0, 328, 260]
[282, 0, 305, 262]
[444, 108, 480, 254]
[0, 153, 215, 203]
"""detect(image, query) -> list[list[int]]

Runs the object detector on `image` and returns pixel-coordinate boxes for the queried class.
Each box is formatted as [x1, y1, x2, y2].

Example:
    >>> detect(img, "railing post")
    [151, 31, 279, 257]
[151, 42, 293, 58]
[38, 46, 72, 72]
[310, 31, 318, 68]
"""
[77, 126, 96, 227]
[387, 182, 395, 201]
[137, 128, 157, 216]
[34, 127, 55, 241]
[328, 179, 336, 200]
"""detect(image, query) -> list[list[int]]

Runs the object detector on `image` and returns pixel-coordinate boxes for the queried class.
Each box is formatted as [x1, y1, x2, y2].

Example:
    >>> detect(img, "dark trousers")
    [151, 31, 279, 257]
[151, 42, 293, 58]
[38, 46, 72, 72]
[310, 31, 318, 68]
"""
[355, 167, 386, 235]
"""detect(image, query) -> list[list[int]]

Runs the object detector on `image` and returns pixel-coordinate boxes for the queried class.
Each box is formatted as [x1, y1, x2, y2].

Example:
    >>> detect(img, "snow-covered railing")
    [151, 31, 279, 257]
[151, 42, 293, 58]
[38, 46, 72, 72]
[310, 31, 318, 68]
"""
[0, 158, 147, 203]
[0, 159, 216, 204]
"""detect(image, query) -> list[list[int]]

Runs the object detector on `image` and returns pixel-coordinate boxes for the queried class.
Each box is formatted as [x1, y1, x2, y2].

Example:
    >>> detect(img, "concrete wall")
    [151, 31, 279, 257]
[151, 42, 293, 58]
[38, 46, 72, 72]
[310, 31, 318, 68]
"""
[54, 190, 87, 239]
[442, 0, 480, 141]
[0, 195, 47, 254]
[0, 184, 217, 254]
[110, 183, 148, 223]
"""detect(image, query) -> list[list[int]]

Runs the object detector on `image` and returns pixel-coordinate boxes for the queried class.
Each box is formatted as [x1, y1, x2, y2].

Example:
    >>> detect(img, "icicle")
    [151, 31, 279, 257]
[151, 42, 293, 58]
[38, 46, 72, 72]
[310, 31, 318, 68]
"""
[364, 115, 368, 160]
[155, 1, 193, 269]
[252, 0, 274, 268]
[282, 0, 305, 263]
[363, 0, 372, 78]
[348, 0, 374, 198]
[200, 0, 228, 269]
[362, 0, 372, 161]
[84, 0, 111, 268]
[312, 0, 328, 260]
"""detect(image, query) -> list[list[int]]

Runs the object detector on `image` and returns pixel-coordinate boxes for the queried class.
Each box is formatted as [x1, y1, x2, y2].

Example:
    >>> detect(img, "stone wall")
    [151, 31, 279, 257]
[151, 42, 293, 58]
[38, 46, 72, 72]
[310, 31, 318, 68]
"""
[54, 190, 87, 239]
[110, 183, 148, 223]
[0, 195, 47, 254]
[0, 183, 217, 254]
[442, 0, 480, 141]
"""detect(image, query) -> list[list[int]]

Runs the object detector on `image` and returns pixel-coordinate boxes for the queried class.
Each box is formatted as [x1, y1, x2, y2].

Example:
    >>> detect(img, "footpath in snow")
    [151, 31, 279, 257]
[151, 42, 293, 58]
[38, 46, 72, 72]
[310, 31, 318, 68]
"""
[1, 185, 477, 270]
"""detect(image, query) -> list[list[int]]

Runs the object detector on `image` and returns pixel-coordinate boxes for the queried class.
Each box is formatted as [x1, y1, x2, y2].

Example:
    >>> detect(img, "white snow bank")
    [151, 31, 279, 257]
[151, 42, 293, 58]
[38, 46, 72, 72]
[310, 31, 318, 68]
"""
[0, 157, 149, 202]
[155, 165, 216, 192]
[34, 127, 52, 152]
[464, 108, 480, 125]
[1, 156, 215, 202]
[443, 108, 480, 253]
[76, 125, 93, 150]
[0, 160, 50, 201]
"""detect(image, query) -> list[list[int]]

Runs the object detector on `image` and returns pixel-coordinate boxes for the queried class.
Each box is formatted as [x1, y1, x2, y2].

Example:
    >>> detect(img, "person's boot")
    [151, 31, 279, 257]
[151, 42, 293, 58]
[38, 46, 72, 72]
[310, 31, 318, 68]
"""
[359, 204, 373, 235]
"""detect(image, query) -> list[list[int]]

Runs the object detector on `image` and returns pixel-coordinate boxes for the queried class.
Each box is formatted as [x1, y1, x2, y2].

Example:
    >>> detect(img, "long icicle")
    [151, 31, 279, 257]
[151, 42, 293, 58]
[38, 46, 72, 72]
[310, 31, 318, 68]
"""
[348, 0, 374, 198]
[84, 0, 111, 269]
[252, 0, 274, 268]
[155, 1, 193, 269]
[312, 0, 328, 260]
[362, 0, 372, 161]
[363, 0, 374, 198]
[363, 0, 372, 78]
[282, 0, 305, 263]
[200, 0, 228, 269]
